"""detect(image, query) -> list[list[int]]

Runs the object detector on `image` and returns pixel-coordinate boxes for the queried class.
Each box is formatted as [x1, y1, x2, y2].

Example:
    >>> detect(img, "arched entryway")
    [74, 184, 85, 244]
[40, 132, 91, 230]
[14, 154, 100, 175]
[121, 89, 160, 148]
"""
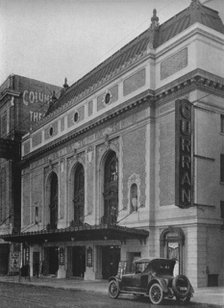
[67, 163, 86, 279]
[160, 227, 185, 275]
[73, 163, 85, 226]
[102, 150, 118, 225]
[44, 172, 59, 276]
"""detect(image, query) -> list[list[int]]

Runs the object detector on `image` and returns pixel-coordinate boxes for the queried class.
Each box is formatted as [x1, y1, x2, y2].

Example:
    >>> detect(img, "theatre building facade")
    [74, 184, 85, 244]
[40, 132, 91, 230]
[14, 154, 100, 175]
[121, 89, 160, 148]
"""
[0, 75, 61, 275]
[3, 0, 224, 287]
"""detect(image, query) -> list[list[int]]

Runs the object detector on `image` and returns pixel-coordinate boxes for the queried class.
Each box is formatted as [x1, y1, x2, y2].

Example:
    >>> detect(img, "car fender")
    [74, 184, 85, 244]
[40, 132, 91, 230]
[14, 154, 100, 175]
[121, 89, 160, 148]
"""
[148, 278, 169, 293]
[108, 276, 121, 286]
[108, 276, 122, 291]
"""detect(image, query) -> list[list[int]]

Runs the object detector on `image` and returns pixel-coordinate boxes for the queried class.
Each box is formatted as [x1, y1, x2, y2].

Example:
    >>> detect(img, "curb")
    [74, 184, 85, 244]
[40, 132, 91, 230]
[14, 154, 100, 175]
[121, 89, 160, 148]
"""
[190, 302, 223, 308]
[0, 279, 107, 294]
[0, 279, 223, 307]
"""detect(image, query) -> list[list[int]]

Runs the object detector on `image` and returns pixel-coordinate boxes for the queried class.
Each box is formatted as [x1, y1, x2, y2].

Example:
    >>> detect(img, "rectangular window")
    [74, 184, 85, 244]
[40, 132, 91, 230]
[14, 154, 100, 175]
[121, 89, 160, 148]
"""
[221, 115, 224, 133]
[220, 154, 224, 182]
[220, 201, 224, 219]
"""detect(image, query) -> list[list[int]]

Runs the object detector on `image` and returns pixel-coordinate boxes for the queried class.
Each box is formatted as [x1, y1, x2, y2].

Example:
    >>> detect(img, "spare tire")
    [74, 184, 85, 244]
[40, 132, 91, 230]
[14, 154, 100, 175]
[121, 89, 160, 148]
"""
[172, 275, 191, 298]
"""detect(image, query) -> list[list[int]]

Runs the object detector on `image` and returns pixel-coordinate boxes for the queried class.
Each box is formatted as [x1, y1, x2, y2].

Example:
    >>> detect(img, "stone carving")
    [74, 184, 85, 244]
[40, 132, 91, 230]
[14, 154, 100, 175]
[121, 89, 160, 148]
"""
[67, 150, 86, 172]
[96, 137, 120, 169]
[87, 146, 93, 164]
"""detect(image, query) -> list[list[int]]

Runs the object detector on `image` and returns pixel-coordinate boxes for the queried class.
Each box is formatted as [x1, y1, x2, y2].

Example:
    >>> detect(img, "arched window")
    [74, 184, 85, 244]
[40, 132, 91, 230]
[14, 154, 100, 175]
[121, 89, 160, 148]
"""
[49, 172, 58, 229]
[102, 151, 118, 225]
[73, 164, 84, 226]
[130, 183, 138, 213]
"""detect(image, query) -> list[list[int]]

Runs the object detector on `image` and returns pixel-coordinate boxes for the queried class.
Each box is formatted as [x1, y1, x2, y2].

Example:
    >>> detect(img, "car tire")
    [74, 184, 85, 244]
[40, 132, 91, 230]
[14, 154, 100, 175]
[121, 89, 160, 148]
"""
[108, 280, 120, 299]
[172, 275, 191, 298]
[149, 283, 164, 305]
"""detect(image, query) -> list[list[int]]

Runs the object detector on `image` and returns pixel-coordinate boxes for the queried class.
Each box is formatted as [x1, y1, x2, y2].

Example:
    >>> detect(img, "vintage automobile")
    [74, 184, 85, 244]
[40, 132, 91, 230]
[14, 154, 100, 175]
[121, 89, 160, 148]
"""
[108, 258, 194, 305]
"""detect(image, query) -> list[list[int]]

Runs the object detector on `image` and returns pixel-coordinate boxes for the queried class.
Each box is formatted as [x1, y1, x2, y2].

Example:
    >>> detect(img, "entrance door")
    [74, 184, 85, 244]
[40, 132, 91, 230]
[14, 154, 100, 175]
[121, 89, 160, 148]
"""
[167, 242, 180, 276]
[102, 246, 120, 279]
[0, 244, 9, 274]
[48, 247, 59, 275]
[72, 246, 85, 277]
[160, 227, 184, 275]
[33, 252, 40, 277]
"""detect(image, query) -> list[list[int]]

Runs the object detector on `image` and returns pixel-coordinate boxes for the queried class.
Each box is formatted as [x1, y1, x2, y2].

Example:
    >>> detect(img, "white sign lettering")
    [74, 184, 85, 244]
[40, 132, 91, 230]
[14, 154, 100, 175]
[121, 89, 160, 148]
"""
[30, 111, 44, 122]
[23, 90, 50, 106]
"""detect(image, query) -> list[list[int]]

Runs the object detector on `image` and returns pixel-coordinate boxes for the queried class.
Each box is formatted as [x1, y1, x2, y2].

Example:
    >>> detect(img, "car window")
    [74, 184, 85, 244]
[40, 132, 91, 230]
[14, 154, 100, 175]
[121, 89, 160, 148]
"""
[135, 262, 150, 273]
[152, 261, 174, 275]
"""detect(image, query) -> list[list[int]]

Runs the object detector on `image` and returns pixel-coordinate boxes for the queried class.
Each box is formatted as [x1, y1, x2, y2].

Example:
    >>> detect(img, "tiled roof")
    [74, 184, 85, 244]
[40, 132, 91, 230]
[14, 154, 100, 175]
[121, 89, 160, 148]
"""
[155, 0, 224, 47]
[46, 0, 224, 116]
[45, 28, 151, 115]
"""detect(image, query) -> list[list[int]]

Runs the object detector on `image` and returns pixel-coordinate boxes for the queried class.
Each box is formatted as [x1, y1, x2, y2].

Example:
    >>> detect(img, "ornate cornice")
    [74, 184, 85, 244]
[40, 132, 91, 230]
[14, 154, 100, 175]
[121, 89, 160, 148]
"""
[155, 69, 224, 106]
[21, 69, 224, 165]
[31, 53, 150, 130]
[21, 90, 153, 164]
[0, 89, 20, 105]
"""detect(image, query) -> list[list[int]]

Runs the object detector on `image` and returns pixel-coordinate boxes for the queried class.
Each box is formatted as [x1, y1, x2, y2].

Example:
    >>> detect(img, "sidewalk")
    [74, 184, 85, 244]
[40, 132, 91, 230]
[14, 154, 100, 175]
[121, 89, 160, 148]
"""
[0, 275, 223, 307]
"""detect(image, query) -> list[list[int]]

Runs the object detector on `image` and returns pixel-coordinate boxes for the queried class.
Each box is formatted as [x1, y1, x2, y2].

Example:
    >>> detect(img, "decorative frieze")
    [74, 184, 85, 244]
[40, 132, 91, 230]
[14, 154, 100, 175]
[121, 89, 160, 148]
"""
[123, 68, 146, 96]
[32, 131, 42, 147]
[160, 48, 188, 80]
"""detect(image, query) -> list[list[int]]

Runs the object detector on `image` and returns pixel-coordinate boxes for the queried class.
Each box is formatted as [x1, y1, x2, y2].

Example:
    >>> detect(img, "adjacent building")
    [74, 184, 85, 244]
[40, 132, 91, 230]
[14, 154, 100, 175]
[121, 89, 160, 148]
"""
[2, 0, 224, 287]
[0, 74, 61, 274]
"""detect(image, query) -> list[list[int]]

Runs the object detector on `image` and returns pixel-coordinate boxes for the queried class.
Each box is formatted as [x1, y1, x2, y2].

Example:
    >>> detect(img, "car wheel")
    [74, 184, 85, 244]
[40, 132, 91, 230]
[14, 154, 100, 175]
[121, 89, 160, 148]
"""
[108, 280, 120, 299]
[172, 275, 191, 298]
[149, 283, 164, 305]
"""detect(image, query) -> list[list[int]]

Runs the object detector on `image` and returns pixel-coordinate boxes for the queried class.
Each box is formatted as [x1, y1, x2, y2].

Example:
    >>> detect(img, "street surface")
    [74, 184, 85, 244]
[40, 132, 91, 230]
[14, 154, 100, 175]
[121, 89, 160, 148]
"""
[0, 282, 201, 308]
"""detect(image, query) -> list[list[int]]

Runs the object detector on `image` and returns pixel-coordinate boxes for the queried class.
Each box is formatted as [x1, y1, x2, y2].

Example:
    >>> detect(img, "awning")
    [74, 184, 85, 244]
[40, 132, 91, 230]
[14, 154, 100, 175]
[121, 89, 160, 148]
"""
[1, 224, 149, 244]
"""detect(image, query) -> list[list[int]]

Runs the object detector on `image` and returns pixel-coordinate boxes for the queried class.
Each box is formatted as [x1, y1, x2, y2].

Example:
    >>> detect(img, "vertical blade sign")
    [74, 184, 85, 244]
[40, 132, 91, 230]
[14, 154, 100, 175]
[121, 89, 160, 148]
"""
[175, 99, 193, 208]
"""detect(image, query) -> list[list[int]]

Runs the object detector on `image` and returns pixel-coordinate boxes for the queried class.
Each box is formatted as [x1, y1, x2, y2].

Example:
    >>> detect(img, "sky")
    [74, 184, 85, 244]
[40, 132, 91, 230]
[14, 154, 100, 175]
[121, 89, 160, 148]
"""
[0, 0, 223, 88]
